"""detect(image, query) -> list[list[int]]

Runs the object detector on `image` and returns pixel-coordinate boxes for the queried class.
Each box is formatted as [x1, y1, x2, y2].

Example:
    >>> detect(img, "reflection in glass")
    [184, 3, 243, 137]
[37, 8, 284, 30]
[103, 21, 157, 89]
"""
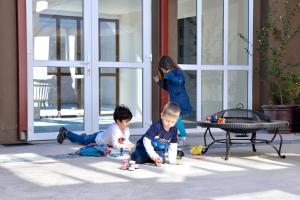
[99, 68, 142, 129]
[182, 71, 197, 128]
[228, 0, 248, 65]
[99, 21, 118, 61]
[202, 0, 223, 65]
[201, 71, 223, 120]
[228, 71, 248, 109]
[98, 0, 142, 62]
[33, 67, 84, 133]
[33, 0, 83, 61]
[177, 0, 197, 64]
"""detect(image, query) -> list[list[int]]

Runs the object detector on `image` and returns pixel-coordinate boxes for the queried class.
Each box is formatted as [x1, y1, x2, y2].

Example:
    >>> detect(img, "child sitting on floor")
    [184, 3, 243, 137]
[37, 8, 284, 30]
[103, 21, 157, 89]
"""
[57, 105, 134, 150]
[131, 102, 181, 166]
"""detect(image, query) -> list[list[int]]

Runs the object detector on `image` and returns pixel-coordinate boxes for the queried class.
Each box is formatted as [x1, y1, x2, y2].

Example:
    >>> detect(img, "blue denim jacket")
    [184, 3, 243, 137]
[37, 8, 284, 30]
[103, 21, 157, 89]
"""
[158, 69, 192, 115]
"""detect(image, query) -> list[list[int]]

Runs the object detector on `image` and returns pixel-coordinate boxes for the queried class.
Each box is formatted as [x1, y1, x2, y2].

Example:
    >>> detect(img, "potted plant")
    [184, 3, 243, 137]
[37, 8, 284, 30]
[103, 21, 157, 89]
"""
[240, 0, 300, 132]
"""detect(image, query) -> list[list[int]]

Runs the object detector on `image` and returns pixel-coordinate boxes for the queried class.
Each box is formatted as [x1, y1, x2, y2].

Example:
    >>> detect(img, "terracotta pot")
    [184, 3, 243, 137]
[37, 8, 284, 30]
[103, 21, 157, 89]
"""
[261, 104, 300, 133]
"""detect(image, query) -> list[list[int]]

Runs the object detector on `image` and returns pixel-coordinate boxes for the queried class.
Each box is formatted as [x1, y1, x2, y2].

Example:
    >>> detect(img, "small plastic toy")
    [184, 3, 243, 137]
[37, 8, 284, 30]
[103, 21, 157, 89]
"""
[120, 159, 139, 171]
[206, 115, 225, 124]
[120, 147, 124, 156]
[190, 145, 206, 155]
[205, 115, 211, 123]
[120, 159, 129, 170]
[217, 117, 226, 124]
[210, 115, 217, 123]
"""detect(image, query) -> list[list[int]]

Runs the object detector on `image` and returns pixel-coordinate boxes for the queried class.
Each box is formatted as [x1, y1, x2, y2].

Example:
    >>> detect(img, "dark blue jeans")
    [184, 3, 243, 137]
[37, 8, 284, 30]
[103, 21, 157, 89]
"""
[65, 131, 101, 145]
[131, 145, 166, 164]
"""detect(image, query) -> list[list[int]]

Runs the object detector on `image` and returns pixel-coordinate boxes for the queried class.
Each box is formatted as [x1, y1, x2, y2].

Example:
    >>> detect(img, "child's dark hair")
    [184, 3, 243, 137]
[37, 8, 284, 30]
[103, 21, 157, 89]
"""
[158, 56, 180, 79]
[113, 105, 133, 122]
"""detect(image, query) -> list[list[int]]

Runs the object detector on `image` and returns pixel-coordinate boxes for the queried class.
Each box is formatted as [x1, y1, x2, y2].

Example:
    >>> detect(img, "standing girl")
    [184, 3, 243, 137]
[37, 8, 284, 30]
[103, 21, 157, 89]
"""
[153, 56, 192, 146]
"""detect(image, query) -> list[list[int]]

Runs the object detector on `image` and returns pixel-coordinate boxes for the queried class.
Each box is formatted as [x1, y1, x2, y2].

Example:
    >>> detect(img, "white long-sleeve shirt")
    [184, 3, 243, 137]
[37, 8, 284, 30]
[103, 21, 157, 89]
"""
[95, 123, 133, 149]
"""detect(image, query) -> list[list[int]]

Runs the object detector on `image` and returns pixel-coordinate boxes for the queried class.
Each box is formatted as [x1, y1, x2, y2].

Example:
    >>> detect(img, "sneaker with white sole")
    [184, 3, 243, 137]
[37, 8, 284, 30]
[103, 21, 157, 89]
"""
[57, 127, 67, 144]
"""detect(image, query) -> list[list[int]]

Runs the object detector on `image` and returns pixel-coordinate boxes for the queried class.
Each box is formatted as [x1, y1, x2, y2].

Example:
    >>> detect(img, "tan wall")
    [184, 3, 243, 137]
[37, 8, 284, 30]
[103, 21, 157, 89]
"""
[0, 0, 19, 144]
[254, 0, 300, 108]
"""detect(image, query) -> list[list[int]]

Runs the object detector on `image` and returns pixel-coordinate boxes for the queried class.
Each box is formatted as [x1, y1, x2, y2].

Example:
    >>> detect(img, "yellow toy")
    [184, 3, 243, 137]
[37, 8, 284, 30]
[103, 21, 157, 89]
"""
[190, 145, 206, 155]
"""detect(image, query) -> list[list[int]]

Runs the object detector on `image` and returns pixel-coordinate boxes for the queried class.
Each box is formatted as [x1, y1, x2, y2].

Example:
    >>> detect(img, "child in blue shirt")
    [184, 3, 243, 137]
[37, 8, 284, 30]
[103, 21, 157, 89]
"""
[153, 56, 192, 146]
[131, 102, 181, 166]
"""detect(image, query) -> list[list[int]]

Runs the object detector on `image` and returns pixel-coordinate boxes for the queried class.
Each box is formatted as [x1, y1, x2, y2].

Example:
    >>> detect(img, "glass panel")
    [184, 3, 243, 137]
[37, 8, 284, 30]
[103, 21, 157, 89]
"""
[228, 0, 248, 65]
[202, 0, 223, 65]
[33, 67, 84, 133]
[228, 71, 248, 109]
[99, 21, 117, 61]
[177, 0, 197, 64]
[33, 0, 83, 61]
[98, 0, 142, 62]
[99, 68, 142, 129]
[201, 71, 223, 120]
[182, 70, 197, 128]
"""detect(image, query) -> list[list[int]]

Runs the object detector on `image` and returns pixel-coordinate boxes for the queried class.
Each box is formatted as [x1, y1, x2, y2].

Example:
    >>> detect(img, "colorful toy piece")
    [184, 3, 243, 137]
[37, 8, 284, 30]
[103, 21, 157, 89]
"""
[205, 115, 211, 123]
[120, 147, 124, 156]
[217, 117, 226, 124]
[120, 159, 139, 171]
[120, 159, 129, 170]
[210, 115, 217, 123]
[206, 114, 226, 124]
[190, 145, 206, 155]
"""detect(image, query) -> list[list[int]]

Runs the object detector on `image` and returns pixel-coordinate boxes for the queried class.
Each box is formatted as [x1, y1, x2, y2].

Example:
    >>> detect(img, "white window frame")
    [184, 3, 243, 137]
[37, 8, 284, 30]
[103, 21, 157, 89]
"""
[179, 0, 253, 134]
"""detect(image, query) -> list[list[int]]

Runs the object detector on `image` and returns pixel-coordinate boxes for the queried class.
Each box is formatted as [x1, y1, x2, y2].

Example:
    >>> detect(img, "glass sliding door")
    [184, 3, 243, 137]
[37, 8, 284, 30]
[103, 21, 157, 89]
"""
[99, 68, 143, 129]
[28, 0, 85, 140]
[97, 0, 147, 131]
[175, 0, 253, 132]
[27, 0, 151, 140]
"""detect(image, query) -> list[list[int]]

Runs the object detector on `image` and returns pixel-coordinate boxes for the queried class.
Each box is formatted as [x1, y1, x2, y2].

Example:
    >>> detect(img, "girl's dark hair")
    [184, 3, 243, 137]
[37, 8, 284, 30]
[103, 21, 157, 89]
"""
[113, 105, 133, 122]
[158, 56, 180, 79]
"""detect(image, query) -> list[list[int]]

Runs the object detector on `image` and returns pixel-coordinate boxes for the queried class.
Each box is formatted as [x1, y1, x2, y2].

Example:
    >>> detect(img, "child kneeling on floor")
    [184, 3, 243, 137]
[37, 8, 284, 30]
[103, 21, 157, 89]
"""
[131, 102, 181, 166]
[57, 105, 134, 150]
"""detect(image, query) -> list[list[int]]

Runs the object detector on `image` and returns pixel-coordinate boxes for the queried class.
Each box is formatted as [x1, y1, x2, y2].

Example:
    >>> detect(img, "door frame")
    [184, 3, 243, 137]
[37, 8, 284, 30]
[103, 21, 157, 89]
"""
[26, 0, 152, 140]
[161, 0, 253, 134]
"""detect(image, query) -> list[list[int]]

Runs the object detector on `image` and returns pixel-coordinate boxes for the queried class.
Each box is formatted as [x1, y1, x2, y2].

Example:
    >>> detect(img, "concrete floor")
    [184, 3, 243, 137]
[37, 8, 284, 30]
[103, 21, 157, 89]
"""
[1, 132, 300, 200]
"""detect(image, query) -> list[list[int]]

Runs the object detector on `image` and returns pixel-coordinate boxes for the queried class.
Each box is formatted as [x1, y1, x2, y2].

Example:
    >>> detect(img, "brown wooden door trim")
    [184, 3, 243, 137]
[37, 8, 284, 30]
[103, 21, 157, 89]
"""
[17, 0, 28, 140]
[160, 0, 169, 111]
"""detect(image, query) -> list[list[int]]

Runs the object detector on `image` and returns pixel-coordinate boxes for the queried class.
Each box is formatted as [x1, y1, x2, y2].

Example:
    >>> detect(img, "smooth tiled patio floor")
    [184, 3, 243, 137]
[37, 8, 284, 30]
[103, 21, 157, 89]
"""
[1, 132, 300, 200]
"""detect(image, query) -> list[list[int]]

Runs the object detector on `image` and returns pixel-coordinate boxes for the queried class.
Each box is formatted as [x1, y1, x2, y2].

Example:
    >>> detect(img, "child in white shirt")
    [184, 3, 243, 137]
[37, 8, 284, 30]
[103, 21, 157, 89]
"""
[57, 105, 134, 150]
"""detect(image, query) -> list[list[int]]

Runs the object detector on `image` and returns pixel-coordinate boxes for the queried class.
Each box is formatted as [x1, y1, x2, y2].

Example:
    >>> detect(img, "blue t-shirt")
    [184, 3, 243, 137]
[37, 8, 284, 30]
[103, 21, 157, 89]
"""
[136, 120, 178, 149]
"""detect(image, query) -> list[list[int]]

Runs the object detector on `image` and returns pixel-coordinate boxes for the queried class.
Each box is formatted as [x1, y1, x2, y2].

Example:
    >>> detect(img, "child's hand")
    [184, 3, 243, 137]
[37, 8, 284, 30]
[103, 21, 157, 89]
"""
[153, 156, 162, 167]
[161, 68, 170, 74]
[153, 75, 159, 83]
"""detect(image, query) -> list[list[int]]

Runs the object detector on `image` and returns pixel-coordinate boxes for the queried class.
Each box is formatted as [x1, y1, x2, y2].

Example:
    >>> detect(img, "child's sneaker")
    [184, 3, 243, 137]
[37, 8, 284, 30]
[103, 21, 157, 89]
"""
[177, 150, 185, 159]
[177, 137, 189, 147]
[57, 127, 67, 144]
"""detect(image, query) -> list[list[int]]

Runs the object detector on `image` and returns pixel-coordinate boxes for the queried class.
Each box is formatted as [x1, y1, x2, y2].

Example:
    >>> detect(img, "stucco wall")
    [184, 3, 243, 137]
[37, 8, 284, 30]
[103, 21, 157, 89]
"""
[0, 0, 19, 143]
[254, 0, 300, 108]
